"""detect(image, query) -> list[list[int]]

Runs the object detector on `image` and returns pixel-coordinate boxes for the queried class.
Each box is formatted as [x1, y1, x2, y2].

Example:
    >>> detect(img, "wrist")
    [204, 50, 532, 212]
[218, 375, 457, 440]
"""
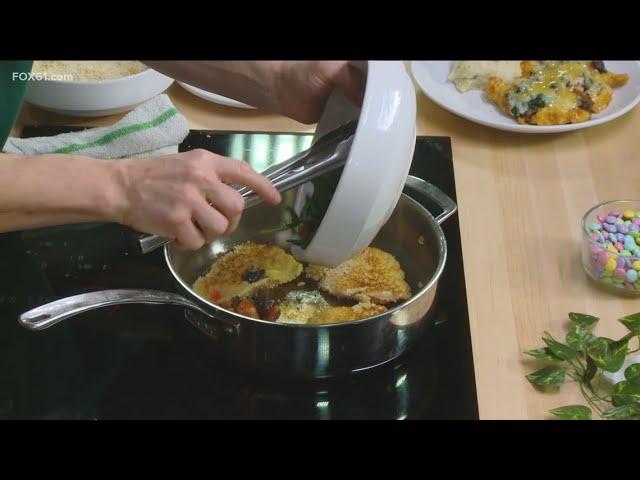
[230, 60, 285, 113]
[268, 61, 291, 115]
[101, 159, 130, 225]
[218, 61, 287, 114]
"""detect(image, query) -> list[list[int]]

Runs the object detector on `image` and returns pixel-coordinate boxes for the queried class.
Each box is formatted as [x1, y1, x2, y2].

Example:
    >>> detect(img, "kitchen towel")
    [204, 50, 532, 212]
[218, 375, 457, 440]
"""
[3, 94, 189, 159]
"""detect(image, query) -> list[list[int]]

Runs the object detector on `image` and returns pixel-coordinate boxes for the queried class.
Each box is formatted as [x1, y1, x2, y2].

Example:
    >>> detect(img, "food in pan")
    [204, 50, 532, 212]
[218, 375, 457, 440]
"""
[260, 169, 342, 250]
[305, 247, 411, 304]
[305, 303, 388, 325]
[448, 61, 522, 93]
[192, 242, 411, 325]
[485, 61, 629, 125]
[192, 242, 303, 304]
[276, 292, 388, 325]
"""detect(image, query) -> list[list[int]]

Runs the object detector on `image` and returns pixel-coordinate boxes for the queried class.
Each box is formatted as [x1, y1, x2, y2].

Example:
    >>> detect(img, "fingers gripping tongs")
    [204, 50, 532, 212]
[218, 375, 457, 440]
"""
[137, 120, 357, 254]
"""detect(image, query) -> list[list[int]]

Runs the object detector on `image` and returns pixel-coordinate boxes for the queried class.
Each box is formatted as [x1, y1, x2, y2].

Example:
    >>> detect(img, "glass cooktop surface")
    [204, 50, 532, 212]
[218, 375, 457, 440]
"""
[0, 127, 477, 420]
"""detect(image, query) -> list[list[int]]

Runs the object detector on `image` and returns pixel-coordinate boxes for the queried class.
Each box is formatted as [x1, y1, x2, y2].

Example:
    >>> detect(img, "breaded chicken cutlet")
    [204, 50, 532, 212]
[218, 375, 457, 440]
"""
[305, 302, 388, 325]
[277, 292, 388, 325]
[305, 247, 412, 304]
[193, 242, 303, 303]
[193, 243, 411, 325]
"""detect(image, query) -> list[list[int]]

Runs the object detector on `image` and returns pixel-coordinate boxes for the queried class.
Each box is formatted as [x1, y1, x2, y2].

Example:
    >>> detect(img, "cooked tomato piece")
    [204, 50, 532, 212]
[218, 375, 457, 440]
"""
[219, 300, 234, 310]
[209, 289, 221, 301]
[298, 223, 311, 237]
[266, 305, 281, 322]
[236, 299, 260, 319]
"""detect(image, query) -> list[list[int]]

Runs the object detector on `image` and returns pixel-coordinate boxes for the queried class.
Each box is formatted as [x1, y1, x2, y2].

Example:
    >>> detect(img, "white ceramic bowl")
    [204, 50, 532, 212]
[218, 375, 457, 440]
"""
[24, 68, 174, 117]
[291, 61, 417, 267]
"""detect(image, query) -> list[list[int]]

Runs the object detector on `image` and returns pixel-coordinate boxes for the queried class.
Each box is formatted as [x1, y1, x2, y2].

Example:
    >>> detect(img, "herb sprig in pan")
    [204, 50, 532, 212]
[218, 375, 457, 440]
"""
[524, 312, 640, 420]
[259, 168, 343, 249]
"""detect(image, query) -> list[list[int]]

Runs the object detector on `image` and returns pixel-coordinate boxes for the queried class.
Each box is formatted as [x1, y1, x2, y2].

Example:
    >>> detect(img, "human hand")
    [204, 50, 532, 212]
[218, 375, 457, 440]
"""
[112, 149, 281, 250]
[273, 61, 366, 124]
[145, 60, 365, 125]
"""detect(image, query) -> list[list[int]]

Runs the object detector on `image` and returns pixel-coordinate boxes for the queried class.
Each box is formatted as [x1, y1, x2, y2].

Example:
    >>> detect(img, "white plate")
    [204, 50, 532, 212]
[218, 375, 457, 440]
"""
[410, 61, 640, 133]
[25, 68, 174, 117]
[290, 61, 417, 267]
[178, 82, 255, 109]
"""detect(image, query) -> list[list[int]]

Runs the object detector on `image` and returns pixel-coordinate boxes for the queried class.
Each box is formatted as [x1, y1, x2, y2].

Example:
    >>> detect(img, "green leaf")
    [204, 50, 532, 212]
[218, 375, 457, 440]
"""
[259, 225, 293, 235]
[543, 332, 577, 361]
[569, 312, 599, 328]
[526, 365, 565, 388]
[612, 380, 640, 407]
[297, 169, 342, 231]
[624, 364, 640, 384]
[285, 206, 300, 225]
[566, 326, 597, 352]
[602, 404, 640, 419]
[619, 313, 640, 333]
[524, 347, 562, 362]
[584, 355, 598, 383]
[587, 337, 629, 372]
[548, 405, 592, 420]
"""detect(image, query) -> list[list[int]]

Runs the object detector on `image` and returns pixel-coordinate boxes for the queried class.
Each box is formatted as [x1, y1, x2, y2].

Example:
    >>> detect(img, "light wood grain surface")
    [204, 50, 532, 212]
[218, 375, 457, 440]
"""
[15, 74, 640, 419]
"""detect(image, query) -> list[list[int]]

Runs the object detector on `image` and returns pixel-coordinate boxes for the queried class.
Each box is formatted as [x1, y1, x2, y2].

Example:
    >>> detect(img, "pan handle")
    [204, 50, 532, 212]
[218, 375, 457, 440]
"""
[403, 175, 457, 225]
[18, 289, 214, 332]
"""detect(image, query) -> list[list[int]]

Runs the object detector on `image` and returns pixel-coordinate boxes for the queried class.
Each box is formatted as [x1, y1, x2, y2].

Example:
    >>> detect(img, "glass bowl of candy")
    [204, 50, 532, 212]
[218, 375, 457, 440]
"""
[582, 201, 640, 294]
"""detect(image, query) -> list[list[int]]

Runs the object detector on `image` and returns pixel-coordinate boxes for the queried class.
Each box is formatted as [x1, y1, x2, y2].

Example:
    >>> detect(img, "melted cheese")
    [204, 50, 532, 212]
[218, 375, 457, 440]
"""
[503, 61, 614, 124]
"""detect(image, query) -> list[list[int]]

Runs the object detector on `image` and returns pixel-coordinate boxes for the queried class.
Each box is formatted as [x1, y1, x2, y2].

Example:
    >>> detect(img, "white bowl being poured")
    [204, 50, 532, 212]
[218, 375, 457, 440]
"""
[291, 60, 417, 267]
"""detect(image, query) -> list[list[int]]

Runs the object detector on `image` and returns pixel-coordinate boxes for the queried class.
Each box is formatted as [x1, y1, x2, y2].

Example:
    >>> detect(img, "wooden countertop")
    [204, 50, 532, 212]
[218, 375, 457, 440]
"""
[15, 77, 640, 420]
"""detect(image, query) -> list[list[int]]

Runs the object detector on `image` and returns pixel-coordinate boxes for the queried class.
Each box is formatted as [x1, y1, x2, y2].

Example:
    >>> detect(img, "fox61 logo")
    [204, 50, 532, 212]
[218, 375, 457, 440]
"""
[12, 72, 74, 82]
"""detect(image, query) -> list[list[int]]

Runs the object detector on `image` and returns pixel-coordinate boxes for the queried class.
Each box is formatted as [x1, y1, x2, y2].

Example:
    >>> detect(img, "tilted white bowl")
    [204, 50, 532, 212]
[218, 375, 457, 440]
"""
[24, 68, 174, 117]
[291, 60, 417, 267]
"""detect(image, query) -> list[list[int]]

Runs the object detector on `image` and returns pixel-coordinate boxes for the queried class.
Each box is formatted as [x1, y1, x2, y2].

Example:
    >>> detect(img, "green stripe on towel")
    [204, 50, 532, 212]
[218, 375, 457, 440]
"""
[53, 107, 178, 154]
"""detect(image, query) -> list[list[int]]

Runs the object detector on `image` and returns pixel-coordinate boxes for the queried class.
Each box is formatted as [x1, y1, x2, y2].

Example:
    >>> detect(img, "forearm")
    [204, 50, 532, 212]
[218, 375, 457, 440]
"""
[0, 153, 124, 233]
[144, 61, 283, 112]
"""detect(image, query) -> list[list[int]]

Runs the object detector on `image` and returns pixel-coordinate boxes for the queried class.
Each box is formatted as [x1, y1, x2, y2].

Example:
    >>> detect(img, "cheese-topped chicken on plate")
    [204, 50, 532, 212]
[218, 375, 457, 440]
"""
[486, 61, 629, 126]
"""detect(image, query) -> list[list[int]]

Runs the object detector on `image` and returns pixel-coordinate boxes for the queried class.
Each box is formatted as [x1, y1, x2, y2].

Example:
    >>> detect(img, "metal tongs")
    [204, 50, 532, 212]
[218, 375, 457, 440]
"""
[137, 120, 358, 254]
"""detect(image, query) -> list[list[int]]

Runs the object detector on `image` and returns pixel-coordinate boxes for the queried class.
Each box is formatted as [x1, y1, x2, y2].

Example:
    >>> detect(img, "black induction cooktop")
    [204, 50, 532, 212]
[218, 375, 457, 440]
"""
[0, 127, 478, 420]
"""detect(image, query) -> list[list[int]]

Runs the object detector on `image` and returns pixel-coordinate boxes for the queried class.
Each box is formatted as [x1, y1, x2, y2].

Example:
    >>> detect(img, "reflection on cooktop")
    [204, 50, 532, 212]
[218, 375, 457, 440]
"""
[0, 127, 478, 420]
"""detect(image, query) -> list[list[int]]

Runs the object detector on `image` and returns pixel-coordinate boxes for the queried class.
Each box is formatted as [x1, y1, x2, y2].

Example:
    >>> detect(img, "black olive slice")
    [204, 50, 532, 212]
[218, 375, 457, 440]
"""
[242, 268, 265, 283]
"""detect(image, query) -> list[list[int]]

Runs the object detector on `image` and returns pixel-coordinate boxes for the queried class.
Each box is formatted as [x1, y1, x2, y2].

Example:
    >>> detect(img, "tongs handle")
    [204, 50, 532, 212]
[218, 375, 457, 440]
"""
[236, 119, 357, 195]
[137, 122, 356, 254]
[243, 134, 352, 209]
